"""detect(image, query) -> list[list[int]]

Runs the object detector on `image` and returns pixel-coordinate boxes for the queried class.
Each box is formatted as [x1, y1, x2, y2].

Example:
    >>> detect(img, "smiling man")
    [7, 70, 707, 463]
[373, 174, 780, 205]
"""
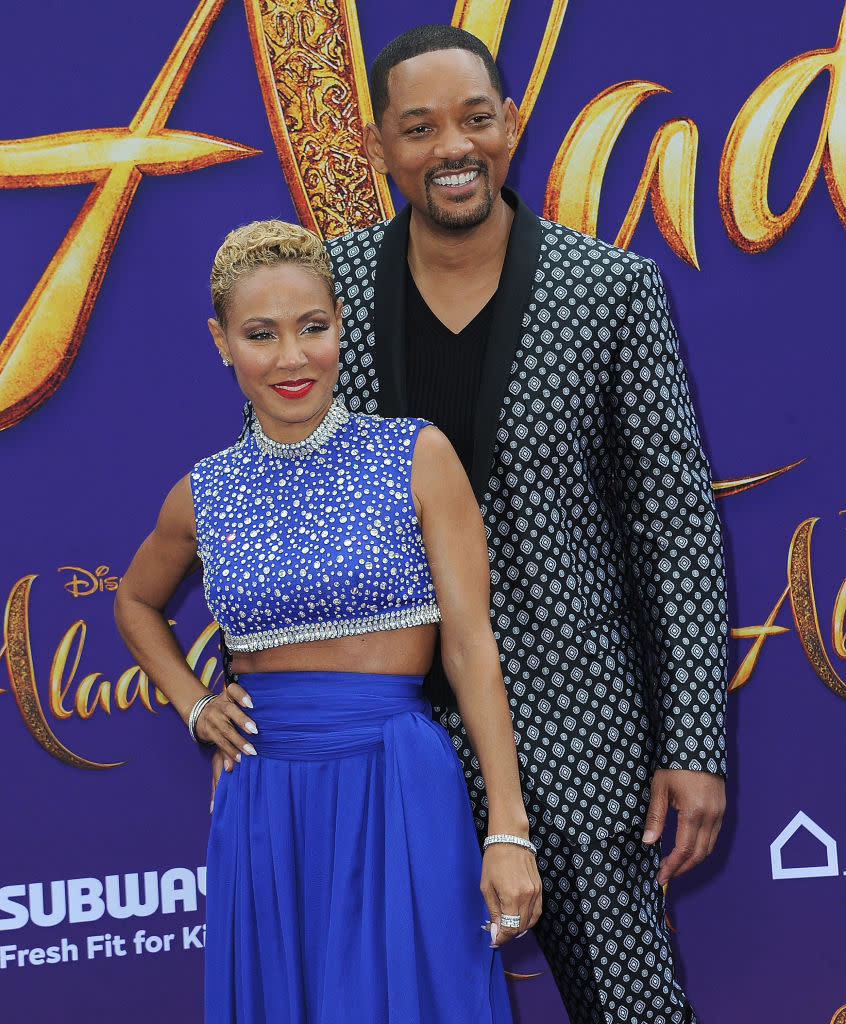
[323, 24, 729, 1024]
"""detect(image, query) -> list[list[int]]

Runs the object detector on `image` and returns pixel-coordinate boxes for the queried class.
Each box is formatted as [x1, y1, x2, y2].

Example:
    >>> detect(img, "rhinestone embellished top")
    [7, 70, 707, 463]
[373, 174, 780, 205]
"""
[191, 398, 441, 652]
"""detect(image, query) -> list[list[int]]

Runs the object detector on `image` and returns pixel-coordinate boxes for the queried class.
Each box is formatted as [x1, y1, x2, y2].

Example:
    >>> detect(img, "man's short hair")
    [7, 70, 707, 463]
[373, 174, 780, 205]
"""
[369, 24, 503, 125]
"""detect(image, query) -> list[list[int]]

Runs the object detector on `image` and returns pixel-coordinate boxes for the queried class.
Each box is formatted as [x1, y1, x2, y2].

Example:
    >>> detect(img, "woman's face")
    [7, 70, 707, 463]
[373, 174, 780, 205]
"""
[209, 263, 341, 444]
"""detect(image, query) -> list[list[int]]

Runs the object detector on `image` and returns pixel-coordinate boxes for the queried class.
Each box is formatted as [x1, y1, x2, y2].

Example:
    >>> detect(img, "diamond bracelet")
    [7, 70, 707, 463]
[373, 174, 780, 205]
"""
[483, 833, 537, 855]
[187, 692, 217, 745]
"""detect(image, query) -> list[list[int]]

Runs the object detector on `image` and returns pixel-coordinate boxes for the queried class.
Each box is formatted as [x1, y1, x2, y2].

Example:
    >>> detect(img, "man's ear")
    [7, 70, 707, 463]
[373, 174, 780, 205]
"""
[208, 318, 232, 365]
[502, 97, 519, 151]
[363, 121, 389, 175]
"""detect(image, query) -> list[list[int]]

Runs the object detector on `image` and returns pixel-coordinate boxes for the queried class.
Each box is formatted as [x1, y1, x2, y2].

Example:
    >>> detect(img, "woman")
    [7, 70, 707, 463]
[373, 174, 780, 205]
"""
[115, 220, 541, 1023]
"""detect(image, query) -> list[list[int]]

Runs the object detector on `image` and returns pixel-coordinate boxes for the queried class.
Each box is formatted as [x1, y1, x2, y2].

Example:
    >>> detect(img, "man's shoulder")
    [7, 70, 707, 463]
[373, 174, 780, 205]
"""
[325, 219, 390, 264]
[535, 215, 652, 276]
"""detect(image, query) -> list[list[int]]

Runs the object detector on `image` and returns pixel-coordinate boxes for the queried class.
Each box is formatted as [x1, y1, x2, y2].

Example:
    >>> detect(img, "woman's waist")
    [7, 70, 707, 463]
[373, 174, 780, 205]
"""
[236, 671, 431, 760]
[228, 623, 437, 677]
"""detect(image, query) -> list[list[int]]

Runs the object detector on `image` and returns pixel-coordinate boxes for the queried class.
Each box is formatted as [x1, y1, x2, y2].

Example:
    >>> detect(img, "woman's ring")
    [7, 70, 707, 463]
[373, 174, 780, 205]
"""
[500, 914, 521, 929]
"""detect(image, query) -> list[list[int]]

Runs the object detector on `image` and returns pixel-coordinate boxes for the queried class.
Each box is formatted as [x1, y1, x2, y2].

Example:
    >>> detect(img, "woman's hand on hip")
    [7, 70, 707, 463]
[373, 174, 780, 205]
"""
[196, 682, 257, 787]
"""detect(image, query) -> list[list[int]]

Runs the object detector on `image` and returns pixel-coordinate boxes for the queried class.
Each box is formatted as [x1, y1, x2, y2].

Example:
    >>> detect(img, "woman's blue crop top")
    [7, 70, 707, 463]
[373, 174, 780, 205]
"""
[190, 399, 441, 652]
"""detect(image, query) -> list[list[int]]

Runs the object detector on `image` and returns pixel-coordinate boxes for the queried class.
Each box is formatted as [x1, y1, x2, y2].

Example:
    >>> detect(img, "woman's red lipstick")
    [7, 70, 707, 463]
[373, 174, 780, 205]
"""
[272, 379, 315, 399]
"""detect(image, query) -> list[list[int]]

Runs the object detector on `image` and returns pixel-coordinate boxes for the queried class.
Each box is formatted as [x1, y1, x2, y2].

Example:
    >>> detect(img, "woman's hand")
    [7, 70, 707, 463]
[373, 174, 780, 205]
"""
[195, 681, 257, 796]
[481, 844, 542, 947]
[203, 684, 255, 811]
[210, 749, 226, 813]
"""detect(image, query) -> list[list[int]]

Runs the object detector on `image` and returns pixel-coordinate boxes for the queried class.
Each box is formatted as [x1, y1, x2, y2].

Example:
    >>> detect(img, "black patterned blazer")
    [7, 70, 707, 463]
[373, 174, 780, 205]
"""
[326, 188, 728, 849]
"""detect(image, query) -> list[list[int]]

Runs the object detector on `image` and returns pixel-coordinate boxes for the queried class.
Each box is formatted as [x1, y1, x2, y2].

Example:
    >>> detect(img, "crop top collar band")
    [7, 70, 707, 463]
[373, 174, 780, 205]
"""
[251, 396, 350, 459]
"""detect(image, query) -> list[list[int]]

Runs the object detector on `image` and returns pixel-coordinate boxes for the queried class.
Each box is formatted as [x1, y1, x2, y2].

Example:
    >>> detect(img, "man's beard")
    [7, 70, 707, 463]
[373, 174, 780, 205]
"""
[423, 162, 493, 230]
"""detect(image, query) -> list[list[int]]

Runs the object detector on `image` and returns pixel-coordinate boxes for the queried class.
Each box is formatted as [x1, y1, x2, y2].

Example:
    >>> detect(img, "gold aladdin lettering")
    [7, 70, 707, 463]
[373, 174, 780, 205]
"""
[0, 0, 258, 432]
[4, 1, 846, 430]
[0, 574, 222, 769]
[730, 515, 846, 698]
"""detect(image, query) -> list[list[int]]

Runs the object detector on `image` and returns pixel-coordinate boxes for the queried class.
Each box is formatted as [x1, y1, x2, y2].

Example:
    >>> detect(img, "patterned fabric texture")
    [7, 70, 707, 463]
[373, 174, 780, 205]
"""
[533, 830, 696, 1023]
[325, 190, 728, 853]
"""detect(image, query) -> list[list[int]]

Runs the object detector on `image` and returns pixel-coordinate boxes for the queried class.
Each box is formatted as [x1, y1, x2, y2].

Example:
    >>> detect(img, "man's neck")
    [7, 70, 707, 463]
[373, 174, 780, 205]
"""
[405, 194, 514, 334]
[407, 193, 514, 279]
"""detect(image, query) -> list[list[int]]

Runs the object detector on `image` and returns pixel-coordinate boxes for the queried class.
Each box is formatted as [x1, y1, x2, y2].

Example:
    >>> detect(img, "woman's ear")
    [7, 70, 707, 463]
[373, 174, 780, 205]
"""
[208, 318, 232, 366]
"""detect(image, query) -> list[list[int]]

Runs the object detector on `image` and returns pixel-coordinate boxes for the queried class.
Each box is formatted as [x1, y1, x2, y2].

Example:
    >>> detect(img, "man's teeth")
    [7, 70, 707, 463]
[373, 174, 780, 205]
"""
[433, 169, 479, 186]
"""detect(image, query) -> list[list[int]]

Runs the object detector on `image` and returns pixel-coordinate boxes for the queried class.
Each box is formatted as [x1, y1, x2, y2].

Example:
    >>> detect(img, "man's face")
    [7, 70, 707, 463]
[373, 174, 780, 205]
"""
[365, 49, 517, 231]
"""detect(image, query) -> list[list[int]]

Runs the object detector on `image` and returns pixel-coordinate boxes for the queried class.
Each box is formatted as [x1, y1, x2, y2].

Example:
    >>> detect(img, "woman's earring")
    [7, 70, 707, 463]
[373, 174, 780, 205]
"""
[221, 354, 232, 366]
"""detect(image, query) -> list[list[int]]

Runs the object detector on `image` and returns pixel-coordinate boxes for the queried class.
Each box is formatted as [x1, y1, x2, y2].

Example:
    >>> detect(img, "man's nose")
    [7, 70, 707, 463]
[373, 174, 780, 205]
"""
[432, 125, 474, 162]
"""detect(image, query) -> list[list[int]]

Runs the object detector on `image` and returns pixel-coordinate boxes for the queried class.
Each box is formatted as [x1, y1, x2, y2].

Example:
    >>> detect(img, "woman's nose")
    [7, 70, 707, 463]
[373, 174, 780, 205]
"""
[276, 337, 308, 369]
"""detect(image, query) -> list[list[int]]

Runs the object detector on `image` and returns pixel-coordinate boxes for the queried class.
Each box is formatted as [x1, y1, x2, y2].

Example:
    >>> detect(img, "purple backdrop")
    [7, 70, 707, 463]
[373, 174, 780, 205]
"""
[2, 2, 845, 1022]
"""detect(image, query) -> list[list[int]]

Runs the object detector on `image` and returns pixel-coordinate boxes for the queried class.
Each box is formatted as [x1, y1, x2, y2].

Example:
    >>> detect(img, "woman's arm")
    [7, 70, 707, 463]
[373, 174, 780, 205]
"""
[412, 426, 541, 943]
[114, 476, 256, 762]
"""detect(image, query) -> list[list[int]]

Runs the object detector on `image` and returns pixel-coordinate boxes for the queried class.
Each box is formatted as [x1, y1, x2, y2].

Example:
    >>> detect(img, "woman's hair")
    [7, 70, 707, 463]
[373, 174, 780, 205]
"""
[210, 219, 335, 328]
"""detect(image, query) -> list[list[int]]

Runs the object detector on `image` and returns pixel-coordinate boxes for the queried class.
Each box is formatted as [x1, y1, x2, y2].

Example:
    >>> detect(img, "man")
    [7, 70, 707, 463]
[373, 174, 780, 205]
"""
[328, 23, 726, 1024]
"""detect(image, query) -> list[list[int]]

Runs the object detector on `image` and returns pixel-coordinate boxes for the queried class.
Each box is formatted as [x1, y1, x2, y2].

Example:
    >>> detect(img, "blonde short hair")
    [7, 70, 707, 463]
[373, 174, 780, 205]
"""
[210, 220, 335, 328]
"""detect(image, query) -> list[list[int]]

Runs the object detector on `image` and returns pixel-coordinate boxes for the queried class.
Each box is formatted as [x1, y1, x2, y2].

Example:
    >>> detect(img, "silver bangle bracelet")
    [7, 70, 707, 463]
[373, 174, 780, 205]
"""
[483, 833, 537, 855]
[187, 692, 217, 744]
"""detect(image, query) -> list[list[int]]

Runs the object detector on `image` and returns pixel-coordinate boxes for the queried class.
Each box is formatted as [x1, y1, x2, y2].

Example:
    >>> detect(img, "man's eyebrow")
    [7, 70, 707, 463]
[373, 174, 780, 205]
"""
[397, 96, 494, 120]
[398, 106, 432, 120]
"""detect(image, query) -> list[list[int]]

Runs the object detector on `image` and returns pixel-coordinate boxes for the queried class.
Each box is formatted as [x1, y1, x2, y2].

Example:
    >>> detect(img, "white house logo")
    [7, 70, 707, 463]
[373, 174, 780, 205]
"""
[770, 811, 840, 880]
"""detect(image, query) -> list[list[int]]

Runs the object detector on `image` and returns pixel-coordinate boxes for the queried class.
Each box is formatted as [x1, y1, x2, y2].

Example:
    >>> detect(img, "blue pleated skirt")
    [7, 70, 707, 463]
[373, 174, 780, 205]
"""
[205, 671, 513, 1024]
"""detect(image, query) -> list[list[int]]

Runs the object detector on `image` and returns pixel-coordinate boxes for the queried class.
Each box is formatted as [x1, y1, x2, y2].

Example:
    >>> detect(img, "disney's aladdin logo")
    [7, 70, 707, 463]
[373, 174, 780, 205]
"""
[58, 565, 120, 598]
[0, 573, 222, 771]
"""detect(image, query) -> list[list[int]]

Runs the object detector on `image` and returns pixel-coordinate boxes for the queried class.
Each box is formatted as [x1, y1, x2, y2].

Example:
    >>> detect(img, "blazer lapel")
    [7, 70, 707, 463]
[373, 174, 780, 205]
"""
[372, 205, 411, 416]
[470, 190, 542, 498]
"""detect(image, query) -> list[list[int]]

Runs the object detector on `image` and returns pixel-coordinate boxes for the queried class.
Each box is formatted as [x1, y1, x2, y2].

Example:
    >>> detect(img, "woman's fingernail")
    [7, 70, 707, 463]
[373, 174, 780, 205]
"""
[209, 800, 214, 813]
[516, 930, 528, 939]
[490, 923, 499, 944]
[235, 752, 242, 763]
[243, 742, 257, 756]
[244, 721, 258, 735]
[224, 759, 233, 772]
[241, 696, 254, 709]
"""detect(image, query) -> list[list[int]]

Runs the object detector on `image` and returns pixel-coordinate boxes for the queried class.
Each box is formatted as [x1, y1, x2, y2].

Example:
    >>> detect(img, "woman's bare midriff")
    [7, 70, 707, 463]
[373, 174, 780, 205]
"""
[228, 623, 438, 677]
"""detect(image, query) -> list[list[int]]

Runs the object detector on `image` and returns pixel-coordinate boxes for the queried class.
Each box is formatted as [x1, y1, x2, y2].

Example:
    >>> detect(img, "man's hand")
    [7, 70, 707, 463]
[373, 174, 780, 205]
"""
[642, 768, 725, 885]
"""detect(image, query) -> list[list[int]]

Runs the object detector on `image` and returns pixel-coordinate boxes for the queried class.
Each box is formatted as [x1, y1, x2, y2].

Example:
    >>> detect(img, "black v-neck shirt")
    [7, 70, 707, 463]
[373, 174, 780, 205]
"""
[404, 268, 497, 476]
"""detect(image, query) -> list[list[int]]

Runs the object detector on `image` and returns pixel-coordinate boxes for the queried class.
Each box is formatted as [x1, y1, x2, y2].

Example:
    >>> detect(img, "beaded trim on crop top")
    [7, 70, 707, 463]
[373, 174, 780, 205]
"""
[190, 398, 441, 652]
